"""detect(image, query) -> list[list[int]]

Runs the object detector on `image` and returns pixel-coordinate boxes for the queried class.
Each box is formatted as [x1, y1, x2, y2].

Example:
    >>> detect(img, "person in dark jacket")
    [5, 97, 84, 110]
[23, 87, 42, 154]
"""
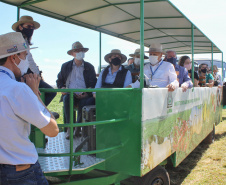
[56, 41, 96, 139]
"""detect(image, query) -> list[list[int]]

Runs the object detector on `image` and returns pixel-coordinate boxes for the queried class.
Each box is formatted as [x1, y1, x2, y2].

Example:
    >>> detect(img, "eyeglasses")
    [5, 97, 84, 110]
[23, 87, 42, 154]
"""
[22, 25, 35, 29]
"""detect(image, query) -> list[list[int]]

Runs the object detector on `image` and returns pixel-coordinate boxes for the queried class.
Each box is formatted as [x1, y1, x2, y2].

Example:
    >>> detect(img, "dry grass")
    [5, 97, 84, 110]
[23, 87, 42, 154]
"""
[167, 109, 226, 185]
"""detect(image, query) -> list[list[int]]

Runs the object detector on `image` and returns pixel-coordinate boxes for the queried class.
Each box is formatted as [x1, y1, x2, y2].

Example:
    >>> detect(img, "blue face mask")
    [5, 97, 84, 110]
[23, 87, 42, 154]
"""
[166, 57, 177, 66]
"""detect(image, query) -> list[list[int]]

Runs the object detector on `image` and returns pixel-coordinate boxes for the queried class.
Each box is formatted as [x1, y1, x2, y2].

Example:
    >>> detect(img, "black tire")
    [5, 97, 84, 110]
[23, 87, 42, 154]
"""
[204, 124, 215, 144]
[135, 166, 170, 185]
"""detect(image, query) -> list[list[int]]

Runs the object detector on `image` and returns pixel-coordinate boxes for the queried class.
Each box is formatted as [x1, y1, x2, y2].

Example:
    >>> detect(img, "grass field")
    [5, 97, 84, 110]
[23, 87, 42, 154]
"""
[47, 94, 226, 184]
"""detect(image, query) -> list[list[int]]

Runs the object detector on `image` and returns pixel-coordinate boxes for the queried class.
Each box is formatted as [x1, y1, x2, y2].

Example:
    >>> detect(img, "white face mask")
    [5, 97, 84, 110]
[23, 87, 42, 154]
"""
[14, 56, 29, 76]
[184, 63, 192, 70]
[149, 55, 159, 65]
[75, 52, 85, 61]
[134, 58, 140, 66]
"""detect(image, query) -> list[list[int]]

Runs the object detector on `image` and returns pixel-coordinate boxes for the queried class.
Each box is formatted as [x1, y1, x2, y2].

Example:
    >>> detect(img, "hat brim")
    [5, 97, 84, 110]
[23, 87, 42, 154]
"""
[104, 53, 127, 64]
[67, 48, 89, 55]
[12, 20, 40, 31]
[129, 54, 149, 59]
[0, 47, 37, 59]
[145, 50, 166, 55]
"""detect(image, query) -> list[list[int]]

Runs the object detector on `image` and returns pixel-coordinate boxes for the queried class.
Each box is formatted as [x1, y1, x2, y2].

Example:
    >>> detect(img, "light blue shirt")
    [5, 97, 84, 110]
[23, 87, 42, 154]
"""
[95, 66, 132, 88]
[0, 66, 50, 165]
[67, 61, 86, 89]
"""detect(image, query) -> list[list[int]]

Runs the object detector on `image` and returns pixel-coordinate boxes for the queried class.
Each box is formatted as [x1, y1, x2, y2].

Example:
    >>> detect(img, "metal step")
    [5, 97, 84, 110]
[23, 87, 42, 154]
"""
[37, 132, 104, 173]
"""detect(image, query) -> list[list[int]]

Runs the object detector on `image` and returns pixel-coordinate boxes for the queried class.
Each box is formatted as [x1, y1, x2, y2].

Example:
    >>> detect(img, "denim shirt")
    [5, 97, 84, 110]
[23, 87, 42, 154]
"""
[95, 66, 132, 88]
[175, 64, 193, 88]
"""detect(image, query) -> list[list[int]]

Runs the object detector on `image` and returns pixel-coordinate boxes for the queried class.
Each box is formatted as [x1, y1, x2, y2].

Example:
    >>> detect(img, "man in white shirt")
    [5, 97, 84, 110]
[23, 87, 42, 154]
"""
[0, 32, 59, 185]
[128, 43, 179, 91]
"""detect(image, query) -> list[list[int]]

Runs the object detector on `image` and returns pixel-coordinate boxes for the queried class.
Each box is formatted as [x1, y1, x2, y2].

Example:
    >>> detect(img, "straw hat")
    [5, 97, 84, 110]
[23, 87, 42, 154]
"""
[12, 16, 40, 31]
[129, 48, 148, 59]
[104, 49, 127, 63]
[67, 41, 89, 55]
[145, 43, 165, 54]
[0, 32, 35, 59]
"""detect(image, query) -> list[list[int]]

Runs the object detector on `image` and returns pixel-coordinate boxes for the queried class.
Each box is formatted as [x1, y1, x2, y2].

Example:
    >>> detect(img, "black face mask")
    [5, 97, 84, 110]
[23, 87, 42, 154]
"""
[201, 68, 207, 73]
[21, 28, 34, 40]
[111, 57, 121, 66]
[166, 57, 177, 66]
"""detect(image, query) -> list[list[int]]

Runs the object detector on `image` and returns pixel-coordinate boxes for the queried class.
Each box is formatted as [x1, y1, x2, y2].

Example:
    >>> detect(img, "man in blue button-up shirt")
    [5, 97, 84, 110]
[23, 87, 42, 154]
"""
[166, 50, 193, 92]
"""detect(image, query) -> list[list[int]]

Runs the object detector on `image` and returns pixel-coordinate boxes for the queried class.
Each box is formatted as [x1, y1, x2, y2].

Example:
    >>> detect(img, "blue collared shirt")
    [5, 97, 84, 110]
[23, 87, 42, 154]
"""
[175, 64, 193, 88]
[95, 66, 132, 88]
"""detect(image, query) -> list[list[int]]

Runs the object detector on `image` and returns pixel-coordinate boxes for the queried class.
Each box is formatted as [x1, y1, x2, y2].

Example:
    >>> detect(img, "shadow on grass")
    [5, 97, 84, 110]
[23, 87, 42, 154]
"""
[222, 116, 226, 121]
[215, 131, 226, 141]
[166, 142, 209, 185]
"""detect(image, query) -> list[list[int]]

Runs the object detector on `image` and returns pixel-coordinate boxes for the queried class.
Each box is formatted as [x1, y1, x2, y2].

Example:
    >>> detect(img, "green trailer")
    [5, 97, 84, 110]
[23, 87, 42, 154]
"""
[1, 0, 224, 184]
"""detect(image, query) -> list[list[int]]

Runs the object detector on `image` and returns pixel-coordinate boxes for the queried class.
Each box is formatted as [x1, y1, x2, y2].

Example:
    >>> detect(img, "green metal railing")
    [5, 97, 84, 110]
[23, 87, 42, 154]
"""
[38, 88, 131, 175]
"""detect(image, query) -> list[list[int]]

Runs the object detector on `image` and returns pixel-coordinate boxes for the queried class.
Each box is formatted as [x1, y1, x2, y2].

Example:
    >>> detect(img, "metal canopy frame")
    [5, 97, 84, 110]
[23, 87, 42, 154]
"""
[1, 0, 223, 83]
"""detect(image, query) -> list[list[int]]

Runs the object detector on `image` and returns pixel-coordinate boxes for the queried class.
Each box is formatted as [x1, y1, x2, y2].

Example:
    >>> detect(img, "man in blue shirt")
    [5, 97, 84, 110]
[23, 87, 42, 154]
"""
[165, 50, 193, 92]
[94, 49, 132, 96]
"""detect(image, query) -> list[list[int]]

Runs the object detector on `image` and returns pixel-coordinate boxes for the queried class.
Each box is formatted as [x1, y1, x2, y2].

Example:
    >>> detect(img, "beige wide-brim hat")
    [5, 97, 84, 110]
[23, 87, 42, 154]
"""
[0, 32, 36, 59]
[104, 49, 127, 63]
[129, 48, 148, 59]
[12, 16, 40, 31]
[145, 43, 165, 54]
[67, 41, 89, 55]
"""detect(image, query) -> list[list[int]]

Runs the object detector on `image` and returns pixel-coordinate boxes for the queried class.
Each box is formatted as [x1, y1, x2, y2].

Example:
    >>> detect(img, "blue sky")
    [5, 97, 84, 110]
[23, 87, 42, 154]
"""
[0, 0, 226, 85]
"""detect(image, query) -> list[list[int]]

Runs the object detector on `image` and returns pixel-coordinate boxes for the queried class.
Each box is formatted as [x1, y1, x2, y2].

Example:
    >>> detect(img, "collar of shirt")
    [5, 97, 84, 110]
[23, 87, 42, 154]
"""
[108, 65, 122, 74]
[0, 66, 15, 80]
[73, 60, 84, 67]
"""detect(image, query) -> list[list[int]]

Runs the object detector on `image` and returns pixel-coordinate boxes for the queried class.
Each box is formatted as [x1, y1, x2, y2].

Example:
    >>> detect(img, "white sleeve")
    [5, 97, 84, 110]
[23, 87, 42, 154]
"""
[168, 64, 179, 88]
[10, 84, 50, 129]
[130, 80, 140, 88]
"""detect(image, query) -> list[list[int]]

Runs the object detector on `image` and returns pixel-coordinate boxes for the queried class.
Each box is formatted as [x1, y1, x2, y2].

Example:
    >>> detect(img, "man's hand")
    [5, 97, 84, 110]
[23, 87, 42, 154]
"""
[166, 84, 175, 92]
[181, 83, 189, 92]
[21, 73, 41, 96]
[93, 93, 96, 98]
[75, 92, 88, 99]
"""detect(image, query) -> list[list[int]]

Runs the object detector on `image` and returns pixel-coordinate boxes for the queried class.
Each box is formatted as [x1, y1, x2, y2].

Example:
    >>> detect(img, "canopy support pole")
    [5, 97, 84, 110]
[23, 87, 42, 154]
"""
[17, 7, 20, 21]
[99, 32, 102, 73]
[222, 52, 224, 80]
[211, 43, 213, 75]
[191, 24, 194, 85]
[140, 0, 144, 89]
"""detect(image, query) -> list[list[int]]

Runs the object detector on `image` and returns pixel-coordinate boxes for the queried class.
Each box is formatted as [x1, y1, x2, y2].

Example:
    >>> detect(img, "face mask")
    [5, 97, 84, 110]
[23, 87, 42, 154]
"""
[111, 57, 121, 66]
[201, 68, 207, 73]
[184, 63, 192, 70]
[21, 28, 34, 40]
[75, 52, 85, 60]
[149, 55, 159, 65]
[134, 58, 140, 66]
[166, 57, 177, 66]
[15, 56, 29, 76]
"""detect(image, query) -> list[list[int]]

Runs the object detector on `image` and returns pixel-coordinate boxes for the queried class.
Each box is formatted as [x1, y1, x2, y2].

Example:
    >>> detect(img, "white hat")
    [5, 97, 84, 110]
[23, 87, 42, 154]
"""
[145, 43, 165, 54]
[0, 32, 34, 59]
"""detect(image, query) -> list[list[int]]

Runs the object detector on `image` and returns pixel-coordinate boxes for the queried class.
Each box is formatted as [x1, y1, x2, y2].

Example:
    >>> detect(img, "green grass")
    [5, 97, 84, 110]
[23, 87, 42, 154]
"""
[47, 93, 64, 124]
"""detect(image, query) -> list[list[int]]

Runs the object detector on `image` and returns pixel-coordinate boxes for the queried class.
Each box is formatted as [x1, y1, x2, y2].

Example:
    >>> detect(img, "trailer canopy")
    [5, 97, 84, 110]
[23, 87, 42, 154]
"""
[1, 0, 222, 54]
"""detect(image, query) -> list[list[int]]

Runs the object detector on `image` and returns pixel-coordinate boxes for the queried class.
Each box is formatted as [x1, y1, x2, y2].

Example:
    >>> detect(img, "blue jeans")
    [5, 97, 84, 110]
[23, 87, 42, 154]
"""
[0, 161, 48, 185]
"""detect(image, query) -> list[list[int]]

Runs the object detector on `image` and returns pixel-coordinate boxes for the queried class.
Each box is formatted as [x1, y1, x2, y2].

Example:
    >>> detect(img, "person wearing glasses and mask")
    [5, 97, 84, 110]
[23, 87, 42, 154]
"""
[94, 49, 132, 93]
[198, 63, 214, 87]
[126, 48, 148, 82]
[12, 16, 56, 106]
[128, 44, 179, 91]
[56, 41, 96, 139]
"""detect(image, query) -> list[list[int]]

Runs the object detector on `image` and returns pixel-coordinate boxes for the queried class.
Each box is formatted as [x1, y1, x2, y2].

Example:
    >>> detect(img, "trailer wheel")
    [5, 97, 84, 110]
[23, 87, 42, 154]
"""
[204, 124, 215, 144]
[135, 166, 170, 185]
